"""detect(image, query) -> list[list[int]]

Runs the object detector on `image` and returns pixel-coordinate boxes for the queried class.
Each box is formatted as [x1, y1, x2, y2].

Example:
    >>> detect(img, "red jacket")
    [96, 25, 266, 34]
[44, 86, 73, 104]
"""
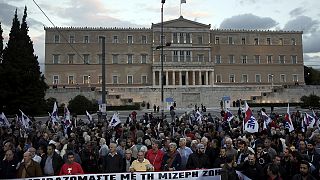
[145, 149, 164, 171]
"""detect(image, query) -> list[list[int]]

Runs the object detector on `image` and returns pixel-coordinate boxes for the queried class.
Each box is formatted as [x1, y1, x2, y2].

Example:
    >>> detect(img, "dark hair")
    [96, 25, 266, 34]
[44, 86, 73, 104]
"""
[300, 160, 310, 169]
[67, 152, 74, 157]
[48, 143, 56, 150]
[267, 163, 279, 175]
[226, 154, 234, 163]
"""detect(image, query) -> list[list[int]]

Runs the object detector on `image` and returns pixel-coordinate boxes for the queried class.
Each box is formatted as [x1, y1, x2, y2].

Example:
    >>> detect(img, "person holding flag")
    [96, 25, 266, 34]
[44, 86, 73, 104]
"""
[284, 104, 295, 132]
[86, 110, 93, 123]
[0, 112, 11, 127]
[243, 101, 259, 133]
[261, 110, 272, 130]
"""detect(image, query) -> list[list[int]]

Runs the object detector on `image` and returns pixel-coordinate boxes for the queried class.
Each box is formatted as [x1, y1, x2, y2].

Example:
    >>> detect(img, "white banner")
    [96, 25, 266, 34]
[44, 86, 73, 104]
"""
[14, 168, 250, 180]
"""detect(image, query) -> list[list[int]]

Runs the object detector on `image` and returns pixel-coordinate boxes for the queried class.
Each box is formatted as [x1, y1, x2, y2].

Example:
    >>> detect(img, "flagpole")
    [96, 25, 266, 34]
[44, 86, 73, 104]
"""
[180, 2, 181, 16]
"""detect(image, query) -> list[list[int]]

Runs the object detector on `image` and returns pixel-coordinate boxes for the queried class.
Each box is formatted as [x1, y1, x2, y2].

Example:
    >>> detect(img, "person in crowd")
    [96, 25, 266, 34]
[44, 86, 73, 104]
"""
[213, 147, 227, 168]
[130, 151, 154, 172]
[236, 140, 250, 166]
[186, 143, 210, 169]
[292, 160, 317, 180]
[17, 151, 43, 178]
[80, 142, 98, 173]
[177, 137, 193, 169]
[237, 153, 264, 179]
[28, 147, 42, 163]
[104, 142, 123, 173]
[145, 140, 164, 172]
[123, 149, 135, 172]
[0, 149, 19, 179]
[256, 143, 271, 167]
[41, 143, 64, 176]
[63, 143, 82, 164]
[162, 142, 181, 171]
[220, 154, 239, 180]
[264, 138, 277, 160]
[306, 140, 320, 170]
[266, 163, 282, 180]
[59, 152, 84, 175]
[225, 137, 237, 160]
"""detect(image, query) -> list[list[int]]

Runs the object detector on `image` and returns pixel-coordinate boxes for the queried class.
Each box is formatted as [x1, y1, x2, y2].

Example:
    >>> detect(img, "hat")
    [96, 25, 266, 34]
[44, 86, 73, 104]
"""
[196, 143, 205, 150]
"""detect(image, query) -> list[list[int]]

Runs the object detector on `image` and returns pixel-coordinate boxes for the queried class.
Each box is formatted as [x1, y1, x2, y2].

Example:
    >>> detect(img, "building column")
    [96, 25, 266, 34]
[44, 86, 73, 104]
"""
[193, 71, 196, 85]
[186, 71, 189, 86]
[211, 70, 215, 85]
[166, 71, 169, 86]
[158, 70, 161, 86]
[179, 70, 182, 86]
[172, 70, 176, 86]
[206, 71, 209, 85]
[153, 70, 156, 86]
[199, 70, 202, 85]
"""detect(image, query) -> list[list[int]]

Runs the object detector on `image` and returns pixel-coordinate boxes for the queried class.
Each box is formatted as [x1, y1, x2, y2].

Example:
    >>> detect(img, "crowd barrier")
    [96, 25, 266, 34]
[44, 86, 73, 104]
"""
[14, 168, 251, 180]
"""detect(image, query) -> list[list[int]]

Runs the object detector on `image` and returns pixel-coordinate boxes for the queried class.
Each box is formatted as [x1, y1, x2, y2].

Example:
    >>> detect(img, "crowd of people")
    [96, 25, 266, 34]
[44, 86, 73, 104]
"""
[0, 104, 320, 180]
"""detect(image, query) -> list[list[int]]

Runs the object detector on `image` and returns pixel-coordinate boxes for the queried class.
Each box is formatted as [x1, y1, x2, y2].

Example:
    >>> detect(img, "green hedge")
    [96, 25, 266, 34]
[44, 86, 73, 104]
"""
[247, 102, 303, 107]
[106, 103, 141, 111]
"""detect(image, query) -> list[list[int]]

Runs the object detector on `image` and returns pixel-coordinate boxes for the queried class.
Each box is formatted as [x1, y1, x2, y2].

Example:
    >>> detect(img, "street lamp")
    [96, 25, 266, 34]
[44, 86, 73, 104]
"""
[160, 0, 165, 119]
[271, 74, 274, 88]
[99, 36, 107, 120]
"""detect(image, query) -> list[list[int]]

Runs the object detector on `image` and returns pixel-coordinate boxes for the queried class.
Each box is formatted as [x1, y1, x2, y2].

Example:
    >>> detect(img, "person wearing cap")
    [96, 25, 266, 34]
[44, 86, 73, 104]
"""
[186, 143, 210, 169]
[146, 140, 164, 171]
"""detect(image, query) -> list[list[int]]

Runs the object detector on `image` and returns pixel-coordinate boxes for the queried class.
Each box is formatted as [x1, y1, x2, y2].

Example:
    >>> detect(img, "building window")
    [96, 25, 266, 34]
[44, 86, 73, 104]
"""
[141, 54, 147, 64]
[113, 36, 118, 43]
[53, 54, 60, 64]
[186, 51, 191, 62]
[267, 55, 273, 64]
[291, 38, 296, 45]
[229, 74, 235, 83]
[280, 74, 286, 82]
[160, 54, 167, 62]
[291, 55, 297, 64]
[241, 74, 248, 83]
[215, 36, 220, 44]
[241, 37, 246, 45]
[255, 55, 260, 64]
[68, 54, 74, 64]
[228, 36, 233, 44]
[255, 74, 261, 83]
[98, 76, 102, 84]
[229, 55, 234, 64]
[69, 35, 75, 43]
[68, 76, 74, 84]
[127, 54, 133, 64]
[293, 74, 298, 82]
[180, 51, 185, 62]
[173, 33, 178, 44]
[241, 55, 247, 64]
[127, 75, 133, 84]
[279, 55, 285, 64]
[186, 33, 191, 44]
[197, 35, 203, 44]
[179, 33, 184, 43]
[112, 76, 118, 84]
[141, 75, 147, 84]
[254, 38, 259, 45]
[268, 74, 274, 83]
[83, 54, 90, 64]
[83, 75, 90, 84]
[97, 54, 102, 64]
[216, 74, 222, 83]
[215, 55, 221, 64]
[279, 38, 283, 45]
[198, 54, 204, 62]
[54, 35, 60, 43]
[141, 35, 147, 44]
[112, 54, 118, 64]
[160, 35, 166, 44]
[267, 38, 271, 45]
[173, 51, 179, 62]
[53, 75, 59, 84]
[84, 36, 89, 43]
[127, 35, 133, 44]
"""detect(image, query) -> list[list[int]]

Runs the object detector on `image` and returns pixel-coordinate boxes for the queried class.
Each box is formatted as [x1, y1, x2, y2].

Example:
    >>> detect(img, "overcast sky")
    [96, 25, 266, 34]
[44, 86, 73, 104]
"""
[0, 0, 319, 72]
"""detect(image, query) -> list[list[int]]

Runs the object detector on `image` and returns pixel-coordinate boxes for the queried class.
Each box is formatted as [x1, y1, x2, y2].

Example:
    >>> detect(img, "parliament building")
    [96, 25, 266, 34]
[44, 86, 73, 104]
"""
[44, 16, 304, 106]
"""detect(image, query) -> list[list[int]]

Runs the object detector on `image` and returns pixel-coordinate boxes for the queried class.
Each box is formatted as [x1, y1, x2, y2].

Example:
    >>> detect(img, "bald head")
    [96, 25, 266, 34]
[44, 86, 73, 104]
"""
[23, 151, 32, 163]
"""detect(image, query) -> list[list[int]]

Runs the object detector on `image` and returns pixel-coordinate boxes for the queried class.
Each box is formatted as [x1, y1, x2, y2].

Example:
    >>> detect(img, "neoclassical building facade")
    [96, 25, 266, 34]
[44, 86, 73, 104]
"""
[44, 16, 304, 105]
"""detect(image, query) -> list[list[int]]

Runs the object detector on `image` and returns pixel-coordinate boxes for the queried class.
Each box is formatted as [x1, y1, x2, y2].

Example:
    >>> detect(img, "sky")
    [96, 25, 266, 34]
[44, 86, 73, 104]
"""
[0, 0, 319, 72]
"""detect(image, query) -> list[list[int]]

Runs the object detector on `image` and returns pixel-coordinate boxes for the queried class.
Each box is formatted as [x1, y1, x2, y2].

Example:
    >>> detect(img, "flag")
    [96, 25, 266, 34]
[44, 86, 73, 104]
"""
[243, 101, 259, 133]
[64, 107, 71, 127]
[86, 110, 93, 122]
[0, 112, 10, 127]
[304, 112, 316, 128]
[109, 112, 121, 127]
[261, 111, 271, 130]
[51, 102, 59, 123]
[302, 115, 306, 132]
[284, 104, 294, 132]
[19, 109, 31, 129]
[224, 109, 234, 122]
[181, 0, 186, 4]
[196, 110, 202, 124]
[313, 110, 319, 129]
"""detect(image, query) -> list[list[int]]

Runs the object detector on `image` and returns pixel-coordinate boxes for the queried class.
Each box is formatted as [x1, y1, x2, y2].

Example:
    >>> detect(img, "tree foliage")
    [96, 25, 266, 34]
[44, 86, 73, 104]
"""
[68, 95, 98, 115]
[300, 94, 320, 108]
[304, 66, 320, 85]
[0, 7, 48, 115]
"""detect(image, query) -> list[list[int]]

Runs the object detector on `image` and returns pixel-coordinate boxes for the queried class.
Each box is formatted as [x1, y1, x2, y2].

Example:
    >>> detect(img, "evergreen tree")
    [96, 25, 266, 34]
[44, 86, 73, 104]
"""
[0, 22, 3, 60]
[0, 7, 48, 115]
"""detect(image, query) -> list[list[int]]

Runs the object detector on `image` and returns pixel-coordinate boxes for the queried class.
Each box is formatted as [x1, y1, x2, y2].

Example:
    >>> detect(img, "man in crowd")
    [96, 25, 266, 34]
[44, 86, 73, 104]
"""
[104, 142, 123, 173]
[146, 140, 164, 171]
[177, 137, 193, 169]
[17, 151, 43, 178]
[130, 151, 154, 172]
[186, 143, 210, 169]
[59, 152, 84, 175]
[0, 149, 19, 179]
[41, 143, 63, 176]
[292, 160, 317, 180]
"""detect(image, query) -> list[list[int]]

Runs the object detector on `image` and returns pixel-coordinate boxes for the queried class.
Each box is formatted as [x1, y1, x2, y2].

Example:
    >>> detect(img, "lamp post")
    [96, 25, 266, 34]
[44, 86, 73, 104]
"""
[160, 0, 165, 119]
[271, 74, 274, 88]
[99, 36, 106, 120]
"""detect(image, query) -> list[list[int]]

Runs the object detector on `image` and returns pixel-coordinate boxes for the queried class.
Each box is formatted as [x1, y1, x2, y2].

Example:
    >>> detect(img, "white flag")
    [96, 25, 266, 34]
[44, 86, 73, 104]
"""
[284, 104, 294, 132]
[0, 112, 10, 127]
[244, 101, 259, 133]
[86, 110, 93, 122]
[109, 113, 121, 127]
[181, 0, 186, 4]
[51, 102, 59, 123]
[19, 109, 31, 129]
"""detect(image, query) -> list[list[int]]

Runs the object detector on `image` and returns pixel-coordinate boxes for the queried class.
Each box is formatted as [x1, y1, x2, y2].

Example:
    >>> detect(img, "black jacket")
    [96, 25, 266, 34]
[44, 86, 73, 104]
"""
[0, 158, 19, 179]
[104, 153, 123, 173]
[40, 152, 64, 175]
[186, 152, 210, 169]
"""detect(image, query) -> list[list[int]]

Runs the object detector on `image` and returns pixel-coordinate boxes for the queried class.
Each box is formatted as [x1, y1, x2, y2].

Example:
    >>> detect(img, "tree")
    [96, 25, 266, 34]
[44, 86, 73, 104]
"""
[0, 7, 48, 115]
[0, 22, 3, 61]
[300, 94, 320, 108]
[68, 95, 98, 115]
[304, 66, 320, 85]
